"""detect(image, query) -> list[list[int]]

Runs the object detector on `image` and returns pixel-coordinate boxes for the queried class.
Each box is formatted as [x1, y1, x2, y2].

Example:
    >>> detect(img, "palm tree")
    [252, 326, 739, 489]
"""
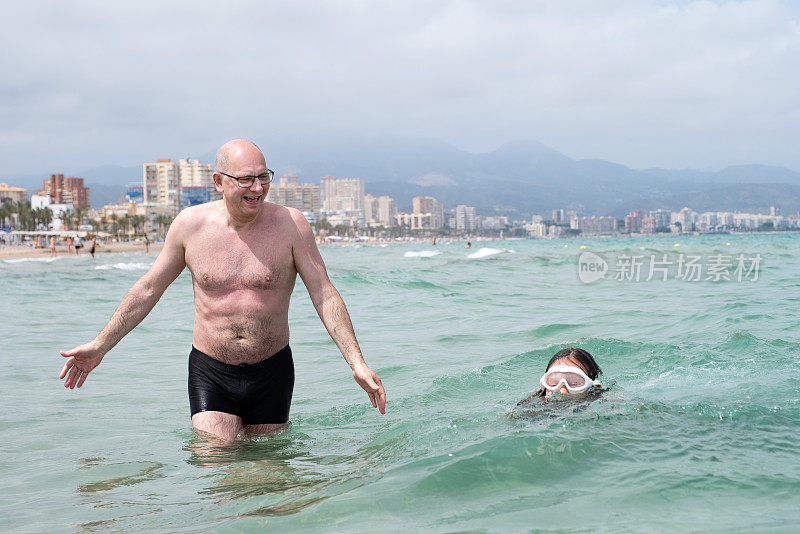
[31, 208, 43, 230]
[73, 206, 87, 229]
[0, 203, 10, 228]
[118, 215, 131, 238]
[109, 213, 118, 236]
[130, 215, 146, 237]
[15, 201, 32, 230]
[41, 207, 53, 229]
[62, 211, 74, 231]
[154, 214, 173, 238]
[22, 202, 36, 231]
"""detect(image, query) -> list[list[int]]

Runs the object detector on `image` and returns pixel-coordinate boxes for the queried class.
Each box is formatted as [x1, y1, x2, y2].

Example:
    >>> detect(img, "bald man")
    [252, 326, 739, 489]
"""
[60, 139, 386, 440]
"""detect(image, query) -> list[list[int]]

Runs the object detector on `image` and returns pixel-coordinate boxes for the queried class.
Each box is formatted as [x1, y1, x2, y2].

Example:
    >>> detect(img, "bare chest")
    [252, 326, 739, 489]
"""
[186, 230, 294, 292]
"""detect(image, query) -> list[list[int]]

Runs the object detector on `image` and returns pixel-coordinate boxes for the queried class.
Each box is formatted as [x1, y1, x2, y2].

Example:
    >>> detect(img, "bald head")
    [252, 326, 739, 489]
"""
[215, 139, 265, 174]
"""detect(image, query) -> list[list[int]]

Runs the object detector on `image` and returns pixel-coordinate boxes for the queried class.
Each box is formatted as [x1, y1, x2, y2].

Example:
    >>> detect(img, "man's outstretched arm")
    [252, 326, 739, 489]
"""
[59, 215, 189, 388]
[290, 209, 386, 414]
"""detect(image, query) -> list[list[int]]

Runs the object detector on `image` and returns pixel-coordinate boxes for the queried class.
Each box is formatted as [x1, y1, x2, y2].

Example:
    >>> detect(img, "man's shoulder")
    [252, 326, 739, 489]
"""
[264, 202, 306, 225]
[170, 201, 222, 235]
[177, 201, 220, 223]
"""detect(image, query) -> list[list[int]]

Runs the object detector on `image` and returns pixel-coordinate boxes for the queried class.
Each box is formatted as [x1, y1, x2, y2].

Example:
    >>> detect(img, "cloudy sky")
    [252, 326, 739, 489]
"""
[1, 0, 799, 176]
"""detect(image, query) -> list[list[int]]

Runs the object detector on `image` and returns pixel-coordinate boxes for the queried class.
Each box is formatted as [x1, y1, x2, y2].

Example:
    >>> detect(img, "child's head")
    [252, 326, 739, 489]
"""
[539, 348, 602, 397]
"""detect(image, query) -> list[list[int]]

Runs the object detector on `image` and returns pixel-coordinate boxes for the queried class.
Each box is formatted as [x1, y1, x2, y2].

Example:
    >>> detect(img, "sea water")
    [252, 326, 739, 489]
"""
[1, 234, 799, 532]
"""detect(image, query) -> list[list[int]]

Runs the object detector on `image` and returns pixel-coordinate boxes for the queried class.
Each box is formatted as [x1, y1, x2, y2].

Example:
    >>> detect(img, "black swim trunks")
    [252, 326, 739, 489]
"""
[188, 345, 294, 424]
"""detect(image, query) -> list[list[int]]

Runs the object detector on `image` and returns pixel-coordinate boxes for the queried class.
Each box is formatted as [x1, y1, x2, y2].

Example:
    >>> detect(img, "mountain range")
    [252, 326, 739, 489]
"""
[6, 137, 800, 217]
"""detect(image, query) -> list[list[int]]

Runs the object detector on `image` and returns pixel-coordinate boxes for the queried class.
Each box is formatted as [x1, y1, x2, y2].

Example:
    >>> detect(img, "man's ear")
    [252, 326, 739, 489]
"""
[213, 172, 224, 193]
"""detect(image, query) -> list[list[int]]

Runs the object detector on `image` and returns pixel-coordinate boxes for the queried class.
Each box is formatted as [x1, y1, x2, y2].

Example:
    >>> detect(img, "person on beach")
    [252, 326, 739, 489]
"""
[59, 139, 386, 441]
[144, 234, 150, 254]
[67, 236, 74, 254]
[74, 235, 83, 255]
[517, 347, 603, 405]
[50, 236, 57, 257]
[89, 236, 96, 258]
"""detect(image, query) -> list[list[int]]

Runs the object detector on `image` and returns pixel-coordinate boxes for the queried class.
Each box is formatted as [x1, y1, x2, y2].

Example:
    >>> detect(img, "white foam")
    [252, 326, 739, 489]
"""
[404, 250, 441, 258]
[3, 257, 61, 263]
[95, 262, 152, 271]
[467, 247, 505, 259]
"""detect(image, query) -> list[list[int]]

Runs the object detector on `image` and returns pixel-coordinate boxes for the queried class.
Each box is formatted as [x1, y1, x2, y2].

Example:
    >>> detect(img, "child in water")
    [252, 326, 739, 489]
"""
[518, 347, 603, 405]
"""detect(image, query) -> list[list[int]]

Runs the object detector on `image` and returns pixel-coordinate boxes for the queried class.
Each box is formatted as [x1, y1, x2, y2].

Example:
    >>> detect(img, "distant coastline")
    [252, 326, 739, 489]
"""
[3, 230, 795, 261]
[0, 240, 162, 260]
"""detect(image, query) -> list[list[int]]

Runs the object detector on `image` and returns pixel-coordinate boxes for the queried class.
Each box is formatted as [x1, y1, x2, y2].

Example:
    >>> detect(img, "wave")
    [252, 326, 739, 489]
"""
[467, 248, 513, 259]
[404, 250, 441, 258]
[3, 257, 61, 263]
[94, 262, 152, 271]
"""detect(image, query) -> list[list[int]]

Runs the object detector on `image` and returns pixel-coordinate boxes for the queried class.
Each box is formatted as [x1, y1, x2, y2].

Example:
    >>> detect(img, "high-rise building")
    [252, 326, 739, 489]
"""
[364, 194, 378, 224]
[570, 216, 617, 236]
[143, 159, 181, 215]
[566, 210, 579, 224]
[37, 174, 90, 208]
[278, 174, 299, 187]
[641, 216, 656, 234]
[376, 196, 397, 227]
[320, 176, 364, 226]
[412, 196, 444, 228]
[179, 158, 218, 201]
[267, 174, 321, 218]
[650, 209, 671, 231]
[320, 176, 336, 210]
[552, 209, 565, 223]
[178, 158, 214, 187]
[671, 207, 696, 233]
[624, 209, 646, 233]
[321, 176, 364, 212]
[455, 205, 477, 231]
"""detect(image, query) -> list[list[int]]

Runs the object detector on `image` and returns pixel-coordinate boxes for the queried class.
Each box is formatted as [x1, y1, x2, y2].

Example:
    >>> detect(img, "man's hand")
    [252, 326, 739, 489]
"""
[352, 363, 386, 414]
[59, 343, 105, 389]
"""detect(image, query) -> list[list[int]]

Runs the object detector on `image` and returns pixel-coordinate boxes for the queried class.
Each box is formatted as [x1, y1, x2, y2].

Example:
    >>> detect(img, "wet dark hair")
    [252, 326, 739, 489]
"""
[545, 347, 602, 380]
[518, 347, 603, 403]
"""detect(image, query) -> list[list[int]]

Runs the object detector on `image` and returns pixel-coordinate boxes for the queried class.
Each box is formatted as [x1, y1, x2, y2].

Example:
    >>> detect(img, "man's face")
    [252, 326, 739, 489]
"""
[215, 145, 269, 217]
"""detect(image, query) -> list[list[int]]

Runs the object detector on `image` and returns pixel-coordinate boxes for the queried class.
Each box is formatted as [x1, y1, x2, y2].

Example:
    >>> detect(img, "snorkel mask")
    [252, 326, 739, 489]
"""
[540, 364, 602, 394]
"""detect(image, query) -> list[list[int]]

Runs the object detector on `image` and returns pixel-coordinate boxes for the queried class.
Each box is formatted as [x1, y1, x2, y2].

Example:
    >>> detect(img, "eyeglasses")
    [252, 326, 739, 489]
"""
[540, 364, 602, 394]
[219, 170, 275, 188]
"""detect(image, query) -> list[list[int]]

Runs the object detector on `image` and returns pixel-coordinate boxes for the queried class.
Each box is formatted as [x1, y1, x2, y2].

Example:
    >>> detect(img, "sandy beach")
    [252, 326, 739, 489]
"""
[0, 240, 163, 260]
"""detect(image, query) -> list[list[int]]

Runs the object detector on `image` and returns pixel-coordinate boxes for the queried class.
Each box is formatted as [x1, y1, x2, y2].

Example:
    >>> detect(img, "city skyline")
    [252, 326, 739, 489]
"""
[5, 164, 800, 219]
[6, 164, 797, 237]
[6, 134, 800, 218]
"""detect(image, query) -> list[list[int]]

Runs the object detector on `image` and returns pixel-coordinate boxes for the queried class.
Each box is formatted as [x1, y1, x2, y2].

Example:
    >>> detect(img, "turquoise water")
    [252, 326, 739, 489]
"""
[2, 234, 799, 532]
